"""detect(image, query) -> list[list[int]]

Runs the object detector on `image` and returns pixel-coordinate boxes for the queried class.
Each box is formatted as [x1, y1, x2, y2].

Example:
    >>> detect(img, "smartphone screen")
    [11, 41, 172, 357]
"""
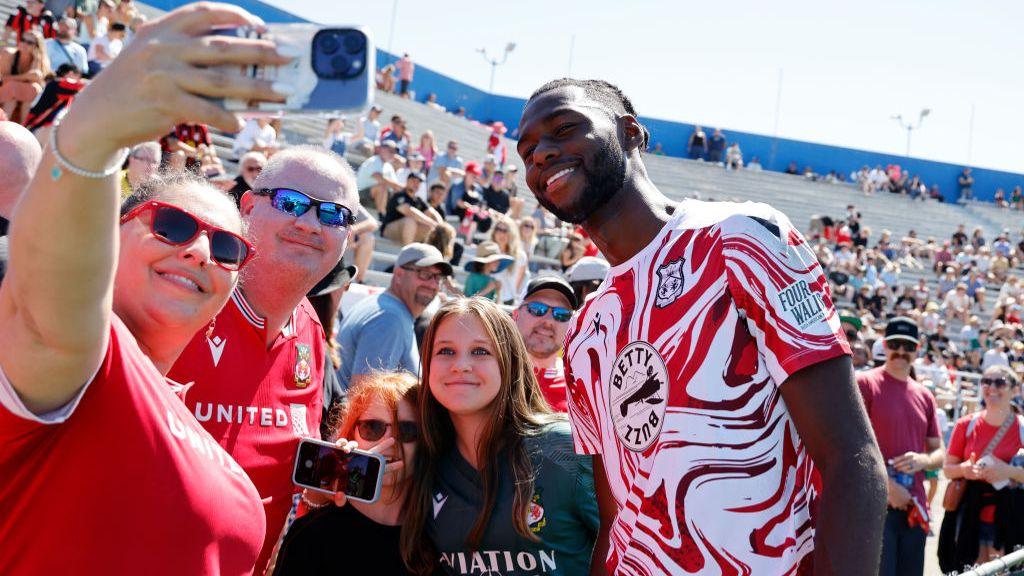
[293, 440, 384, 502]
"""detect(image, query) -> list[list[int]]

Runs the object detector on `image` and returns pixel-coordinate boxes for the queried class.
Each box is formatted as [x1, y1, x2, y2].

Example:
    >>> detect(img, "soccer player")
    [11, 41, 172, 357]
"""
[168, 146, 356, 574]
[516, 79, 887, 575]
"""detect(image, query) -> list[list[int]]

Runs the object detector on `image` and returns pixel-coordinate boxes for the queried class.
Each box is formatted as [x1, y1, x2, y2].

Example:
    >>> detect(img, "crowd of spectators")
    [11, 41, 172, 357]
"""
[807, 204, 1024, 405]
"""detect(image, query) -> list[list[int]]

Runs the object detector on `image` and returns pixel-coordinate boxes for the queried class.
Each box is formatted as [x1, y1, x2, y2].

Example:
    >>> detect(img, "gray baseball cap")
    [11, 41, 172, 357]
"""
[395, 243, 453, 277]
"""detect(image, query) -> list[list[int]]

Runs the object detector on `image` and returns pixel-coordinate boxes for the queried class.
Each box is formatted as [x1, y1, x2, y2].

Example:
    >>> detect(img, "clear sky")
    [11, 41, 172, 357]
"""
[268, 0, 1023, 173]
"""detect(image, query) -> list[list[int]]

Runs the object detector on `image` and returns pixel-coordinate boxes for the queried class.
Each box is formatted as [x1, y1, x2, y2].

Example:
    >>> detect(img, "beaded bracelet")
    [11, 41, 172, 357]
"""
[48, 119, 129, 181]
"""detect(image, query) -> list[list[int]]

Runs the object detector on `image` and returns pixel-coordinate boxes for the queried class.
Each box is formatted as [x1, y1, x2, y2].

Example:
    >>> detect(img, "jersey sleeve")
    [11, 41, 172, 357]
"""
[563, 342, 602, 455]
[946, 417, 970, 461]
[722, 208, 851, 386]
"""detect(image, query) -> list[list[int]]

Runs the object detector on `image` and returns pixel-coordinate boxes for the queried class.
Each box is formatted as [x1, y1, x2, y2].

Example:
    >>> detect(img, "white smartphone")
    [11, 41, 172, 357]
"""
[292, 438, 385, 504]
[215, 24, 375, 114]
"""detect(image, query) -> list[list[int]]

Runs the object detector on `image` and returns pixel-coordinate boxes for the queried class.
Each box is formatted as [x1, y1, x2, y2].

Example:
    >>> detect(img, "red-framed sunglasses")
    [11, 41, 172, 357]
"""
[120, 201, 255, 271]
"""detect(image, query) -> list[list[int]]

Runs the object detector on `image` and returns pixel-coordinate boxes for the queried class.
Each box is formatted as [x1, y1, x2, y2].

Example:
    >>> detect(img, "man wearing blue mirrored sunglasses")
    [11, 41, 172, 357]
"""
[514, 275, 579, 413]
[169, 145, 358, 573]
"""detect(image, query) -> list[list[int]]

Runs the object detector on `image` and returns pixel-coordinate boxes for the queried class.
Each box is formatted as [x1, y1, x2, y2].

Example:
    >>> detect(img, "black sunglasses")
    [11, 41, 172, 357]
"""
[523, 301, 573, 323]
[255, 188, 354, 228]
[886, 340, 918, 353]
[980, 377, 1010, 389]
[356, 419, 419, 443]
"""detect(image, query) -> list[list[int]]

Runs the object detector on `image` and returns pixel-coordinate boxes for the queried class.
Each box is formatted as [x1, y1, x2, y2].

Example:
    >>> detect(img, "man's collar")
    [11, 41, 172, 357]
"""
[231, 288, 297, 338]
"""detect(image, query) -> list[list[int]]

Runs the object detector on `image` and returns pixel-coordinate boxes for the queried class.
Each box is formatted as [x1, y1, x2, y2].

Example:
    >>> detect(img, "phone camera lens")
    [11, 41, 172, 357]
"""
[319, 35, 340, 55]
[342, 32, 365, 54]
[304, 459, 313, 468]
[331, 55, 350, 74]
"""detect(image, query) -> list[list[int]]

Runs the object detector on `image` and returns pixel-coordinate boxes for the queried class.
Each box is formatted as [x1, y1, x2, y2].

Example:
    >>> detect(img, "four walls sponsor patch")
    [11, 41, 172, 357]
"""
[777, 280, 826, 329]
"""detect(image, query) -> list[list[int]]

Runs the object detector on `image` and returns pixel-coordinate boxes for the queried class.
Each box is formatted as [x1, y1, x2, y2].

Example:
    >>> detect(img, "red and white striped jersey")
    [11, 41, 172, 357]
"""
[564, 199, 850, 576]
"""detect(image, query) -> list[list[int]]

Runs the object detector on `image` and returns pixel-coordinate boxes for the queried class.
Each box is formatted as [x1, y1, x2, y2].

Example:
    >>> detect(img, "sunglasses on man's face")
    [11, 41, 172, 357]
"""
[522, 301, 573, 323]
[980, 377, 1010, 389]
[400, 265, 443, 283]
[356, 419, 419, 443]
[255, 188, 354, 229]
[886, 340, 918, 353]
[120, 201, 254, 271]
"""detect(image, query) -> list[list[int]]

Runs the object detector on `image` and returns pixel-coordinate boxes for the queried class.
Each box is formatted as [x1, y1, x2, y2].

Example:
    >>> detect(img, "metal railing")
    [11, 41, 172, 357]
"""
[958, 548, 1024, 575]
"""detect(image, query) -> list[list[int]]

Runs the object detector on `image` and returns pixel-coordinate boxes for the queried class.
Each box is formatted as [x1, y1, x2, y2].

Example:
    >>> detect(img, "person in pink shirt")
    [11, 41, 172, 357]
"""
[396, 52, 414, 98]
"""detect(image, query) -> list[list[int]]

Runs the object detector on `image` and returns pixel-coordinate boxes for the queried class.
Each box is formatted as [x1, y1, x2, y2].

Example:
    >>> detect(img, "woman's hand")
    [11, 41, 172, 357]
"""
[59, 2, 295, 168]
[976, 456, 1013, 485]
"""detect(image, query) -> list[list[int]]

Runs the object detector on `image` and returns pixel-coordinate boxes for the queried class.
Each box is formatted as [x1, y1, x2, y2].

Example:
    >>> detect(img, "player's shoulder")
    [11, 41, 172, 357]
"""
[690, 199, 793, 240]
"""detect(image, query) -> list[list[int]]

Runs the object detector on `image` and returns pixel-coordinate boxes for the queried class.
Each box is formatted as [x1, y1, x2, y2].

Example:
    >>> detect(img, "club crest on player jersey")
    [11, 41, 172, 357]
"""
[609, 341, 668, 452]
[528, 491, 546, 533]
[293, 343, 312, 388]
[655, 257, 685, 308]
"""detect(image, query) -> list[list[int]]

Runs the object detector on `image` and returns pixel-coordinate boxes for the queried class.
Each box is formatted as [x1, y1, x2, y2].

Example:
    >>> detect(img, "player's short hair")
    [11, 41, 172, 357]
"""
[528, 78, 650, 151]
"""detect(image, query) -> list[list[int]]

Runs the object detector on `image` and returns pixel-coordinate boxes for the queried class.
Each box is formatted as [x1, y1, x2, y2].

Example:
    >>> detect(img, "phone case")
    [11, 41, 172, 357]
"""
[220, 24, 375, 114]
[292, 438, 386, 504]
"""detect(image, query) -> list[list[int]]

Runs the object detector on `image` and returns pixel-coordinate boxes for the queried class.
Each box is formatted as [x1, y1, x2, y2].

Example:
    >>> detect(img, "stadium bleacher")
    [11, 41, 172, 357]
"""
[6, 0, 1020, 333]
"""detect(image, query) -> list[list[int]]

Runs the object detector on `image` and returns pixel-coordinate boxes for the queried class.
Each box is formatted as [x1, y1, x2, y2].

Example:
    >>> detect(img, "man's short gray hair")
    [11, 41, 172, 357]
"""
[130, 141, 160, 158]
[252, 145, 357, 202]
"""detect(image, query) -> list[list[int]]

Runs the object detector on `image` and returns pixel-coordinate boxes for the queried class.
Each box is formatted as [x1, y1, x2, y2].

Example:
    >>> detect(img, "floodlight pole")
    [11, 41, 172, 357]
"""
[891, 108, 931, 157]
[477, 43, 516, 119]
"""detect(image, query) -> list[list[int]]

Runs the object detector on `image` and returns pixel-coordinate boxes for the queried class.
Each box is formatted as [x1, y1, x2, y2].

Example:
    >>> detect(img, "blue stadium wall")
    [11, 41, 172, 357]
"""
[147, 0, 1024, 205]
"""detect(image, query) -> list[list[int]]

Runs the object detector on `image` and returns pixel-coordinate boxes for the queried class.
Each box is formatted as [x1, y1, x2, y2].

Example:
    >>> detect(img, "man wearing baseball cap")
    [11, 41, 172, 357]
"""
[566, 256, 610, 304]
[355, 139, 402, 216]
[337, 243, 452, 390]
[856, 317, 945, 576]
[514, 275, 578, 411]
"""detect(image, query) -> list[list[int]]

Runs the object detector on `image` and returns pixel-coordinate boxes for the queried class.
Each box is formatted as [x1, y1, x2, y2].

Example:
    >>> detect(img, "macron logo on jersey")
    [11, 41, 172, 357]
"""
[433, 491, 447, 518]
[207, 335, 227, 367]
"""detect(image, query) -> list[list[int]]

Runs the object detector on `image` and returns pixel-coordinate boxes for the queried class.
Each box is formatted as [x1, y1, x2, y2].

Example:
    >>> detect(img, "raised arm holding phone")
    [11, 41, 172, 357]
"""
[0, 4, 296, 574]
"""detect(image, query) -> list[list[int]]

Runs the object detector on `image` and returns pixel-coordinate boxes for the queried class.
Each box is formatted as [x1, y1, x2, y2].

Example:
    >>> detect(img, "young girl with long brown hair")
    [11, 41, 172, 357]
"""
[401, 298, 598, 575]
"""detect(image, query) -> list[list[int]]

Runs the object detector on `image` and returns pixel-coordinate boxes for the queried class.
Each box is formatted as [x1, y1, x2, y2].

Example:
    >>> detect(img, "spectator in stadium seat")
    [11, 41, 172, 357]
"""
[380, 114, 410, 157]
[161, 122, 212, 173]
[425, 181, 447, 220]
[483, 169, 511, 214]
[427, 139, 465, 183]
[747, 156, 763, 171]
[227, 151, 265, 206]
[686, 124, 707, 160]
[0, 30, 49, 123]
[707, 128, 726, 164]
[377, 63, 396, 93]
[23, 62, 83, 134]
[351, 103, 382, 156]
[559, 231, 586, 272]
[424, 92, 445, 111]
[3, 0, 51, 45]
[518, 216, 538, 259]
[943, 284, 972, 322]
[649, 142, 665, 155]
[337, 243, 453, 389]
[396, 152, 427, 200]
[784, 160, 799, 174]
[566, 255, 610, 305]
[356, 140, 403, 216]
[85, 20, 124, 76]
[381, 171, 443, 246]
[513, 275, 579, 411]
[1010, 185, 1023, 210]
[396, 52, 414, 98]
[490, 213, 528, 305]
[415, 129, 437, 171]
[957, 167, 974, 202]
[231, 116, 277, 158]
[445, 161, 485, 220]
[44, 16, 87, 73]
[725, 142, 743, 170]
[343, 205, 378, 285]
[118, 141, 159, 199]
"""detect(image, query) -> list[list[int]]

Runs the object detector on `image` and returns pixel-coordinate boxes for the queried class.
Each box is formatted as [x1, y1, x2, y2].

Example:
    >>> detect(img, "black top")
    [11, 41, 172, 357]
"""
[382, 190, 428, 231]
[483, 185, 510, 214]
[273, 504, 412, 575]
[227, 175, 249, 207]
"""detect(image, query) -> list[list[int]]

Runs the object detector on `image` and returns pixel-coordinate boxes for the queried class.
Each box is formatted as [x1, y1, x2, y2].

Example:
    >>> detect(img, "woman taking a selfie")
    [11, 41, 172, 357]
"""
[0, 4, 294, 574]
[938, 365, 1024, 571]
[401, 298, 599, 576]
[274, 371, 419, 575]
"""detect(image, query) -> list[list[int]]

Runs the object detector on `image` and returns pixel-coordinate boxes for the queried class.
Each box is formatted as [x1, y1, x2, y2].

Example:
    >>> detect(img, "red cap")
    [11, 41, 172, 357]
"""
[464, 162, 481, 176]
[491, 121, 507, 134]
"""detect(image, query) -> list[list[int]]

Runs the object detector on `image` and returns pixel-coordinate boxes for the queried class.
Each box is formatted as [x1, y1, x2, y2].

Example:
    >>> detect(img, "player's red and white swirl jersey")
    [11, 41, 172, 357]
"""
[565, 200, 850, 576]
[0, 316, 265, 575]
